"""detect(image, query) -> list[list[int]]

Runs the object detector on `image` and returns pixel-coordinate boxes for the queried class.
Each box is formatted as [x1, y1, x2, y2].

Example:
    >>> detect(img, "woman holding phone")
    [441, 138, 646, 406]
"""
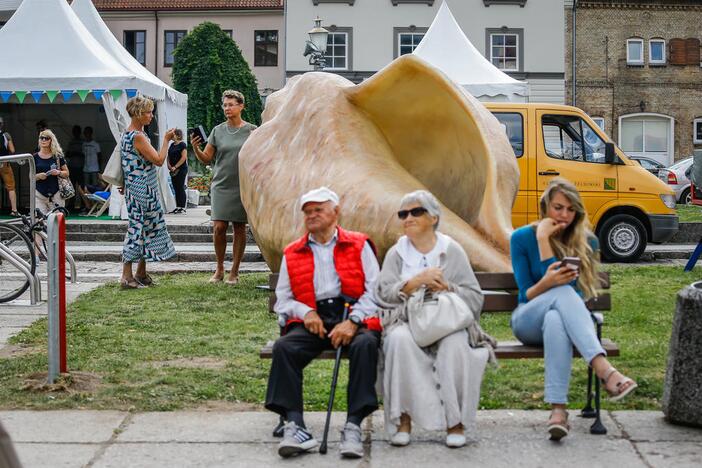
[190, 90, 257, 285]
[510, 178, 637, 441]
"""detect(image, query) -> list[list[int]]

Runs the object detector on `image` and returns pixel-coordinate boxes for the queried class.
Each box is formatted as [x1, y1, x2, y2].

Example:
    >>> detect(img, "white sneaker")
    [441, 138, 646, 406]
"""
[339, 422, 364, 458]
[278, 421, 318, 458]
[390, 431, 411, 446]
[446, 433, 466, 448]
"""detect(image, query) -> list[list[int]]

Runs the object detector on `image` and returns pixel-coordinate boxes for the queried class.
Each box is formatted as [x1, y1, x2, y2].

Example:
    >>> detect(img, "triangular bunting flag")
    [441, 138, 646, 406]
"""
[30, 91, 44, 103]
[92, 89, 106, 100]
[60, 90, 74, 101]
[46, 91, 59, 103]
[76, 90, 90, 102]
[15, 91, 27, 103]
[125, 89, 138, 98]
[0, 91, 12, 103]
[109, 89, 123, 100]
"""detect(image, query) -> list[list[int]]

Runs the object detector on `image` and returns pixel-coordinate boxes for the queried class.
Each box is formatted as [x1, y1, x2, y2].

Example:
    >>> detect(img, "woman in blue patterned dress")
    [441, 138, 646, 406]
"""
[119, 96, 176, 289]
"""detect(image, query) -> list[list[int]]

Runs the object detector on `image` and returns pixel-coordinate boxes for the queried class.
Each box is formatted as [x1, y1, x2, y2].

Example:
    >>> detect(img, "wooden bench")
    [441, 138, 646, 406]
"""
[260, 272, 618, 434]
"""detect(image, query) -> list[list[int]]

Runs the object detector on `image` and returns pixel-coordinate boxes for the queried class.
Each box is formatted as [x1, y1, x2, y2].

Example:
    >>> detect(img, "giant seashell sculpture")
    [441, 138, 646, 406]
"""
[239, 55, 519, 272]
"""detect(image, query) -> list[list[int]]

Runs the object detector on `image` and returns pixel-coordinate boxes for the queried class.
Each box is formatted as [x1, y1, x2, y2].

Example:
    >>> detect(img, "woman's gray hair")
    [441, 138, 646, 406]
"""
[400, 190, 441, 230]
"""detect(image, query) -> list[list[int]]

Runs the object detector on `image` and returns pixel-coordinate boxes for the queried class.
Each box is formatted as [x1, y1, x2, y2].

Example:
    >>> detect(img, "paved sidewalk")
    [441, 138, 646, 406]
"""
[0, 410, 699, 467]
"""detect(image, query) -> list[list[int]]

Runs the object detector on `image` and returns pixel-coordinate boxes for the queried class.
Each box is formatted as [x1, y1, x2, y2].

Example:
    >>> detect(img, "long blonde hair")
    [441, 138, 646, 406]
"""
[39, 129, 63, 157]
[537, 178, 600, 299]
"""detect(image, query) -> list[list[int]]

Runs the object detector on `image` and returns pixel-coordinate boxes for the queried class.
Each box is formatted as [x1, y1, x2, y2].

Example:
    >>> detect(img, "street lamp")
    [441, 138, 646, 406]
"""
[304, 17, 329, 71]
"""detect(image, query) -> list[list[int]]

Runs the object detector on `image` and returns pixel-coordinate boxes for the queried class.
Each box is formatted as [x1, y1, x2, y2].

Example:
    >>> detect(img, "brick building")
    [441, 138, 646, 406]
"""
[566, 0, 702, 166]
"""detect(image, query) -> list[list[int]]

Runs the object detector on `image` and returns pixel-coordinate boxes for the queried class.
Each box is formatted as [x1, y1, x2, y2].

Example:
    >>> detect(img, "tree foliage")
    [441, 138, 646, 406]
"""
[172, 22, 262, 134]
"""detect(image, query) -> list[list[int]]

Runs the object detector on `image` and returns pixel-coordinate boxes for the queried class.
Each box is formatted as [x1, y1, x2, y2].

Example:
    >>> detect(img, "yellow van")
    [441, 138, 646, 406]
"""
[486, 103, 678, 262]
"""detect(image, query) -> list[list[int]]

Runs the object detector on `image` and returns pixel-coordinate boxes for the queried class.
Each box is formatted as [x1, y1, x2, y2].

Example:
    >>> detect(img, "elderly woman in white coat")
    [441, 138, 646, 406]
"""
[375, 190, 495, 448]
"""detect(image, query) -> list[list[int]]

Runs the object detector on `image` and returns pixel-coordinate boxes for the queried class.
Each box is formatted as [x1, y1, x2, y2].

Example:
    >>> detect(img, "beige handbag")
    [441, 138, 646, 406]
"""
[101, 146, 124, 187]
[407, 289, 475, 347]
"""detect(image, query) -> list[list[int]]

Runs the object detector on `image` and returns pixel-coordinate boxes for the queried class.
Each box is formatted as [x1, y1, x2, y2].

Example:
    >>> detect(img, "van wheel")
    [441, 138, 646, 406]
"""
[598, 214, 647, 263]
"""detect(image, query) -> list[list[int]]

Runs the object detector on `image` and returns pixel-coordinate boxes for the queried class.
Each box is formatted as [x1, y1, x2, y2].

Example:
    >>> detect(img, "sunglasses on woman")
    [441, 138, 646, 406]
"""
[397, 207, 428, 220]
[39, 136, 51, 141]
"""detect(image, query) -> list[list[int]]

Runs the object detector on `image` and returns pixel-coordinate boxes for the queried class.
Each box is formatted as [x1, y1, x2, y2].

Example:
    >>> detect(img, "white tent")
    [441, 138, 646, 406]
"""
[413, 2, 528, 102]
[0, 0, 186, 213]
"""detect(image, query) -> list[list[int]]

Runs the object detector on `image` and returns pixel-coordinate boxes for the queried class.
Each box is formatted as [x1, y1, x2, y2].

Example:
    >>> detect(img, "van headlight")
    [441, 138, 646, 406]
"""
[660, 194, 676, 209]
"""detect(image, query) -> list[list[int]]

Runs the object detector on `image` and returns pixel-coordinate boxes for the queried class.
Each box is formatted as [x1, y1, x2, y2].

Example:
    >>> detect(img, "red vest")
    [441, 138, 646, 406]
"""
[283, 226, 381, 331]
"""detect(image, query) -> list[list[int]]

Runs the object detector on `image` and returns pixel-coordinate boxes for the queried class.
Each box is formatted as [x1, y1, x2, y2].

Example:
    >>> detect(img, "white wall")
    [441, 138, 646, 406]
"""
[286, 0, 564, 74]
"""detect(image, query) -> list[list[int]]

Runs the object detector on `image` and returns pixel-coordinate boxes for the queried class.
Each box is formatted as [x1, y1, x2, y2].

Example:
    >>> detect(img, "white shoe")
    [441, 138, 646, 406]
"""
[390, 431, 411, 446]
[278, 421, 318, 458]
[446, 433, 466, 448]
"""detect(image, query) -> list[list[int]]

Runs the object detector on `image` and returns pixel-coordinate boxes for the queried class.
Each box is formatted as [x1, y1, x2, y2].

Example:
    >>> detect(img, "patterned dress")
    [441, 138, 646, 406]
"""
[121, 131, 176, 263]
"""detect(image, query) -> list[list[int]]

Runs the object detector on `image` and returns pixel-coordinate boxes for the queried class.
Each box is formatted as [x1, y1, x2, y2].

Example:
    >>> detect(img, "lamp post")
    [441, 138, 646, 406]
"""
[304, 17, 329, 71]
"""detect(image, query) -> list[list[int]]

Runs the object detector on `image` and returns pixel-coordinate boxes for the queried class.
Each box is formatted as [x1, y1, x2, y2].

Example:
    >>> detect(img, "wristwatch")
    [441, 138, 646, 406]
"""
[349, 315, 362, 326]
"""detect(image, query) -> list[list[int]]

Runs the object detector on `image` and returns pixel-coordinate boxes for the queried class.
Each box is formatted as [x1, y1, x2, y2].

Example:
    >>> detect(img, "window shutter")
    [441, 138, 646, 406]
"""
[669, 38, 686, 65]
[686, 38, 701, 65]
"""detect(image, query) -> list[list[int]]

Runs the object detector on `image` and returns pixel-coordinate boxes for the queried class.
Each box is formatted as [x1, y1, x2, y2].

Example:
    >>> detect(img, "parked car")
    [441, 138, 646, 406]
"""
[629, 156, 666, 177]
[658, 157, 693, 204]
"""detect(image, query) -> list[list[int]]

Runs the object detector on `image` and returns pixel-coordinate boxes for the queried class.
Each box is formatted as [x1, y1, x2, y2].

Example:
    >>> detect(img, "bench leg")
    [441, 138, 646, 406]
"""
[273, 415, 286, 438]
[581, 365, 596, 418]
[589, 320, 607, 435]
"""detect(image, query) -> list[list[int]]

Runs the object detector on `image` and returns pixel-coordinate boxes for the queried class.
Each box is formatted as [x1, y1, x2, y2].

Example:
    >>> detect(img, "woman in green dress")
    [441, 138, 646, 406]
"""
[191, 90, 257, 284]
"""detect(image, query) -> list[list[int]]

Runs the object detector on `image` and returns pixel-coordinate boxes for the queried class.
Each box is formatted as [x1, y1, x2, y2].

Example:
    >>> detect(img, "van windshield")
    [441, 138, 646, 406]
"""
[542, 114, 608, 163]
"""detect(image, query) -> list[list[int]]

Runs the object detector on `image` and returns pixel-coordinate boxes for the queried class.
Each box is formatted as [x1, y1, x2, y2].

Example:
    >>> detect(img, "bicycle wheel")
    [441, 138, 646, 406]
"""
[0, 223, 37, 303]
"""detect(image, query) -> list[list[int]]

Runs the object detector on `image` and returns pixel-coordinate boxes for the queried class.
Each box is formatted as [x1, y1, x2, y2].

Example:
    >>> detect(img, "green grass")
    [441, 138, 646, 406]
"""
[0, 267, 696, 411]
[676, 204, 702, 223]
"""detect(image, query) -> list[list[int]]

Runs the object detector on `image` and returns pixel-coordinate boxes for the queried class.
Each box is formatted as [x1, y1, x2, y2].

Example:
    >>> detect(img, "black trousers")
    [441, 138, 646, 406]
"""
[265, 319, 380, 421]
[171, 166, 188, 209]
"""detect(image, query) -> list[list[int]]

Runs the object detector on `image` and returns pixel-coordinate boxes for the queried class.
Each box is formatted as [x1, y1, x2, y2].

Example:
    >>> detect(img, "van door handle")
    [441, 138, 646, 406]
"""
[538, 170, 560, 176]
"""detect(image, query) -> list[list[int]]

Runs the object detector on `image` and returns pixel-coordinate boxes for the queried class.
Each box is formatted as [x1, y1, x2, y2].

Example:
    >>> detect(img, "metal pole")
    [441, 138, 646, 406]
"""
[46, 213, 66, 381]
[47, 213, 60, 383]
[572, 0, 578, 106]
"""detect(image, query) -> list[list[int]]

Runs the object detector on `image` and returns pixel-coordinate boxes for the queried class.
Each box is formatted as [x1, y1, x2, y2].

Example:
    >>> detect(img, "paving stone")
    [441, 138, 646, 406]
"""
[0, 411, 126, 443]
[612, 411, 702, 442]
[635, 441, 702, 468]
[118, 411, 350, 443]
[13, 443, 98, 468]
[93, 442, 362, 468]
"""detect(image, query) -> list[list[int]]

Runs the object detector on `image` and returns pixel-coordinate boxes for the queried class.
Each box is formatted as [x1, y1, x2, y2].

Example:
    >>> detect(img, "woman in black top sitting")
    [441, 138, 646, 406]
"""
[34, 129, 70, 215]
[167, 128, 188, 214]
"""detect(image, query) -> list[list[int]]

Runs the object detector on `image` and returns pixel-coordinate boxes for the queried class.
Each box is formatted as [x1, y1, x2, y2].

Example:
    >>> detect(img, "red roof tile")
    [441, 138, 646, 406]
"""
[92, 1, 283, 11]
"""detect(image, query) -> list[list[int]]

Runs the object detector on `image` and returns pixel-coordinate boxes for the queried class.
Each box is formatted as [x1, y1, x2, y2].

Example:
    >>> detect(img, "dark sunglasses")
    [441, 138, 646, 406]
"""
[39, 136, 51, 141]
[397, 207, 428, 220]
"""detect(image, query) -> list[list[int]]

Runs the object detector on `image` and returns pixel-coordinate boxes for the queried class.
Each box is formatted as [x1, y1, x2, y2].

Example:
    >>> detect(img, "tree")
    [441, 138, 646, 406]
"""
[172, 22, 263, 134]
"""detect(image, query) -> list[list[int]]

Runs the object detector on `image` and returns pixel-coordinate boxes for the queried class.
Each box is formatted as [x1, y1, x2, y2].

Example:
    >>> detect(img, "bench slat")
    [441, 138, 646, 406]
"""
[474, 271, 610, 290]
[482, 293, 610, 312]
[259, 338, 619, 360]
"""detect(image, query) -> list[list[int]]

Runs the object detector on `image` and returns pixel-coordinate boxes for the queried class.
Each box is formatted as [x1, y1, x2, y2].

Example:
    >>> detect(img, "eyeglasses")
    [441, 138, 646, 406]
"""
[39, 136, 51, 141]
[397, 207, 428, 220]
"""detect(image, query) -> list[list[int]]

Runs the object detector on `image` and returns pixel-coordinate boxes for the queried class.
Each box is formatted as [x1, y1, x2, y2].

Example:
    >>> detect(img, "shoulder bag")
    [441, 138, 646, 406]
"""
[55, 155, 75, 199]
[407, 288, 475, 347]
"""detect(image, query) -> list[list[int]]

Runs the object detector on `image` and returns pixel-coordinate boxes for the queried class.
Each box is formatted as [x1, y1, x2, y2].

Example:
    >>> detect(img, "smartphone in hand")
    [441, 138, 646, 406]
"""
[188, 125, 207, 144]
[561, 256, 581, 271]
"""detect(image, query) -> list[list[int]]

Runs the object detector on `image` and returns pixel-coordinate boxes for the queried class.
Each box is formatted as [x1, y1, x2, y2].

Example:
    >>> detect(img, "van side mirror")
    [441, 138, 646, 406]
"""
[605, 142, 616, 164]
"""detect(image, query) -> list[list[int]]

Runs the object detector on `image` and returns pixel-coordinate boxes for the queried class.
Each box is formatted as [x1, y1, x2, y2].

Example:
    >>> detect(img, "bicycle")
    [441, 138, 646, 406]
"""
[0, 221, 36, 303]
[0, 206, 75, 303]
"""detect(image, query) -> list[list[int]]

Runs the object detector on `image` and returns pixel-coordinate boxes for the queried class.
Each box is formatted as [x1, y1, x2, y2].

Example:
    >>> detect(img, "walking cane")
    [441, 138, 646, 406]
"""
[319, 301, 351, 455]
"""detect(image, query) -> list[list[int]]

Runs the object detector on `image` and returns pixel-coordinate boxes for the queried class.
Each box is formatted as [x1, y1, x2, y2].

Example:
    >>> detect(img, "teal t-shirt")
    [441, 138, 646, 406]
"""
[510, 224, 598, 303]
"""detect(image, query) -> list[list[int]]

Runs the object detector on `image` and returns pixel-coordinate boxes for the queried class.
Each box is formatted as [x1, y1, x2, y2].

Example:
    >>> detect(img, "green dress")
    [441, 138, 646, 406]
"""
[207, 121, 257, 222]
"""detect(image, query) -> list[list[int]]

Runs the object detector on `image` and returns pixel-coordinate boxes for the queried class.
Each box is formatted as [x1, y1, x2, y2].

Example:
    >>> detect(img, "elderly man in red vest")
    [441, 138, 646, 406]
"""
[265, 187, 381, 459]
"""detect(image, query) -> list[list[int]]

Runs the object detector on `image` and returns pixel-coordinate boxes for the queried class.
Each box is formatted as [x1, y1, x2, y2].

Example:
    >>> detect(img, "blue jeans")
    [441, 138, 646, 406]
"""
[510, 285, 606, 404]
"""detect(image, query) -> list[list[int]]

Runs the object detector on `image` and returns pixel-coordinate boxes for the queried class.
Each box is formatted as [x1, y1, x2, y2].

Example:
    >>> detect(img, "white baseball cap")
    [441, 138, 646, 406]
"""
[300, 186, 339, 209]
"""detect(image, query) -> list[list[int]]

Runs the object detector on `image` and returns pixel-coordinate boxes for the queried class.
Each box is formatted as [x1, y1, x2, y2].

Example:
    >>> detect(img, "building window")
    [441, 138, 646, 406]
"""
[591, 117, 605, 131]
[649, 39, 666, 65]
[164, 30, 186, 67]
[124, 30, 146, 66]
[393, 27, 428, 58]
[627, 38, 644, 65]
[222, 30, 233, 38]
[694, 119, 702, 144]
[325, 28, 352, 71]
[254, 30, 278, 67]
[486, 28, 523, 72]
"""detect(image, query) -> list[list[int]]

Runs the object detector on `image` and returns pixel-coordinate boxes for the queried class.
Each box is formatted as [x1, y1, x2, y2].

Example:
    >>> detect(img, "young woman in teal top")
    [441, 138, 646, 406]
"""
[510, 178, 637, 441]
